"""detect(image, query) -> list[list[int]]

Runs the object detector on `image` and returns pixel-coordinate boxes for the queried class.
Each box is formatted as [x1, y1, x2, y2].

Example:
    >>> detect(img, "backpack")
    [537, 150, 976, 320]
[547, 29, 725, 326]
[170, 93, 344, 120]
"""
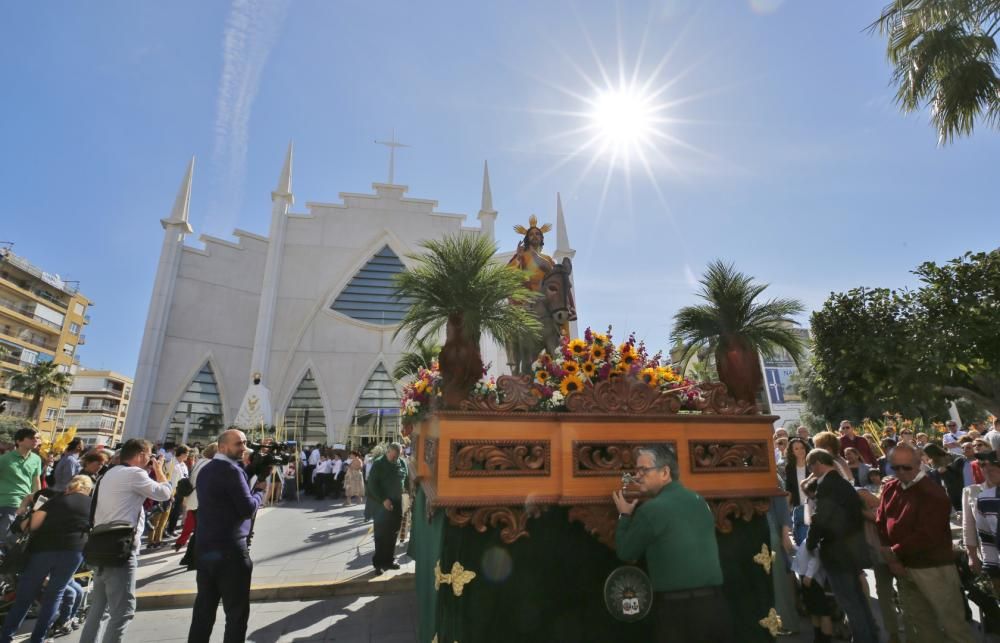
[175, 477, 194, 499]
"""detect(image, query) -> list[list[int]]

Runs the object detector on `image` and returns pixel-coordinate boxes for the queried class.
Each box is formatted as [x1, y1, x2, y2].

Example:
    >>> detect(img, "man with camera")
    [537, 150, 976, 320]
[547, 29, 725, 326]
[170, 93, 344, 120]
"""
[188, 428, 267, 643]
[80, 439, 173, 643]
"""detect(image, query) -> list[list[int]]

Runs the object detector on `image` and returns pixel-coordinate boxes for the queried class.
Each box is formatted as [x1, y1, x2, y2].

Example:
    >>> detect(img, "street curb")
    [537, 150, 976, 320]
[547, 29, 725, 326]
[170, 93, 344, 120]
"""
[136, 572, 415, 610]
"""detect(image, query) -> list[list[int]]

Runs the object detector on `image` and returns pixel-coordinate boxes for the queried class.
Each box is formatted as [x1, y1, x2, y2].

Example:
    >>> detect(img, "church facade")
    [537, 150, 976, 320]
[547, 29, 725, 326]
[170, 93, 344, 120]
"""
[123, 146, 574, 447]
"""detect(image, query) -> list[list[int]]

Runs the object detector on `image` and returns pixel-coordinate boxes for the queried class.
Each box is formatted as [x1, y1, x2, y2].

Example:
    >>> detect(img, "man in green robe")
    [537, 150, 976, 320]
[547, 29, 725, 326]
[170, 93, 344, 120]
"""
[612, 445, 732, 642]
[367, 442, 408, 574]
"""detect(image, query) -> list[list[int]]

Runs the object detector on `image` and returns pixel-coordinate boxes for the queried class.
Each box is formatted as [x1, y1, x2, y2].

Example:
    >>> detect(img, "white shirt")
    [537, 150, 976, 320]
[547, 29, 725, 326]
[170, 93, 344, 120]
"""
[308, 449, 321, 466]
[942, 430, 966, 454]
[93, 465, 172, 551]
[313, 460, 333, 479]
[166, 459, 189, 490]
[331, 458, 343, 476]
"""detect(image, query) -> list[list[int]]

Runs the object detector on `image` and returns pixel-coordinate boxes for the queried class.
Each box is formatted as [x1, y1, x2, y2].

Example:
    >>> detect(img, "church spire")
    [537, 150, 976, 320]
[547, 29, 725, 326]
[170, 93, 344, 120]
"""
[477, 160, 497, 242]
[481, 160, 494, 213]
[554, 192, 575, 261]
[161, 157, 194, 232]
[273, 141, 293, 204]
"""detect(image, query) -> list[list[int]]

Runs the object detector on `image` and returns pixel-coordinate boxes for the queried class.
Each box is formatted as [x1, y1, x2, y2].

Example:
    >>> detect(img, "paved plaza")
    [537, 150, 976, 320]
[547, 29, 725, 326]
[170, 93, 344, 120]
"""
[134, 498, 413, 607]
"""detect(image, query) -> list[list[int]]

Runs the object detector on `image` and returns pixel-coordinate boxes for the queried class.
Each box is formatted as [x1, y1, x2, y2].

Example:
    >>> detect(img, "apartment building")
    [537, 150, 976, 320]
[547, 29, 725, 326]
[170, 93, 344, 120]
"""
[64, 370, 132, 446]
[0, 246, 90, 434]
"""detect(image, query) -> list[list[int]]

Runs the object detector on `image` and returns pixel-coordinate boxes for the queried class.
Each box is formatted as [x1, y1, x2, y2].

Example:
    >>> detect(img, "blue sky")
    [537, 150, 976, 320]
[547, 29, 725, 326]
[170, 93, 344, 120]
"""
[2, 1, 997, 376]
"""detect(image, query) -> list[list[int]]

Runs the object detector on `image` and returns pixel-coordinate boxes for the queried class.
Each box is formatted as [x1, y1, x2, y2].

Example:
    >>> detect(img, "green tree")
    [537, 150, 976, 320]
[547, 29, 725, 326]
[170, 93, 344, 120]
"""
[391, 336, 440, 382]
[393, 234, 540, 407]
[670, 261, 806, 404]
[871, 0, 1000, 143]
[10, 360, 72, 423]
[808, 250, 1000, 420]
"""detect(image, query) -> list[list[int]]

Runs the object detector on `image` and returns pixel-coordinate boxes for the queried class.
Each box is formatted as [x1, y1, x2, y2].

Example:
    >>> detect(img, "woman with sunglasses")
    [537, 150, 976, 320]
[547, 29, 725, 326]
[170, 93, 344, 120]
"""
[783, 437, 810, 545]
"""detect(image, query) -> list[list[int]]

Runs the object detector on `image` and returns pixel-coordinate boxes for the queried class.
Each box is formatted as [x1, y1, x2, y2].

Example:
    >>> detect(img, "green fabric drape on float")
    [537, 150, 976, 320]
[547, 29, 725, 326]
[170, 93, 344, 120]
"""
[412, 489, 776, 643]
[716, 514, 777, 643]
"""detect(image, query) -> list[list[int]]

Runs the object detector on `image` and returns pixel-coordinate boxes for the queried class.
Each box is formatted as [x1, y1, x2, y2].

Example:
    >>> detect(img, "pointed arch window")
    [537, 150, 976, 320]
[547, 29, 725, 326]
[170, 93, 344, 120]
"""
[331, 245, 412, 324]
[167, 362, 224, 445]
[350, 364, 400, 445]
[284, 370, 328, 444]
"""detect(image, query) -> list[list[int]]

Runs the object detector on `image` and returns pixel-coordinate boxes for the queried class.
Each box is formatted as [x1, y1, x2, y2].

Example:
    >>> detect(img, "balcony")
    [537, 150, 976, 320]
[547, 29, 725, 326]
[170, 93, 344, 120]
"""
[77, 334, 86, 345]
[0, 271, 70, 310]
[0, 298, 61, 332]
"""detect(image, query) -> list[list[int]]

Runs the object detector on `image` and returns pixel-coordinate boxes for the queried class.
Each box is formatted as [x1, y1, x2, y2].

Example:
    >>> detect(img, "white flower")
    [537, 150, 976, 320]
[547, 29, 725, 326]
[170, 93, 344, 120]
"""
[550, 391, 565, 406]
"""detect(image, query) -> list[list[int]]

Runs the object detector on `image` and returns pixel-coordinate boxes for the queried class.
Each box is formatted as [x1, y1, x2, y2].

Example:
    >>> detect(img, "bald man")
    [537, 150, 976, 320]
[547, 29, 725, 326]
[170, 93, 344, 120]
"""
[188, 429, 266, 643]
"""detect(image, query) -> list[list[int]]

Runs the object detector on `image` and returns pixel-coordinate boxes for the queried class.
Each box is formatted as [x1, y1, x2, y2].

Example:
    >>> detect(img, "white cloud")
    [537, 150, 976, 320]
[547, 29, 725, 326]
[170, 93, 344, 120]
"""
[209, 0, 290, 231]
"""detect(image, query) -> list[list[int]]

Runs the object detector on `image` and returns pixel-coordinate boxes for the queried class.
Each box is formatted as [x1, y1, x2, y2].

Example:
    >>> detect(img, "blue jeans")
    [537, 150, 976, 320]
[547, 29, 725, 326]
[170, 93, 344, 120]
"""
[79, 552, 137, 643]
[58, 578, 83, 622]
[0, 549, 82, 643]
[791, 504, 807, 545]
[826, 568, 880, 643]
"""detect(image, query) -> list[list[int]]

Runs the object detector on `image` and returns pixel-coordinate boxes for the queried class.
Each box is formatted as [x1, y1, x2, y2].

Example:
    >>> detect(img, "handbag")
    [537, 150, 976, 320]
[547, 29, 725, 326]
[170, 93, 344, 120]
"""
[0, 513, 33, 574]
[83, 473, 140, 568]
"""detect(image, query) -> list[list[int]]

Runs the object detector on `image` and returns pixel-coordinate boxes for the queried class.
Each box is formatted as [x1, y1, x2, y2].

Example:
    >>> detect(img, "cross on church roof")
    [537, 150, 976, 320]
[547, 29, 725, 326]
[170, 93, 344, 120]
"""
[374, 129, 410, 185]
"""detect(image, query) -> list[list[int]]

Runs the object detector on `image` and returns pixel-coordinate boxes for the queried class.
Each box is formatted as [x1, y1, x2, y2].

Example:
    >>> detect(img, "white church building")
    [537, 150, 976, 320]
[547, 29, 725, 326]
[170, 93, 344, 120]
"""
[123, 145, 575, 447]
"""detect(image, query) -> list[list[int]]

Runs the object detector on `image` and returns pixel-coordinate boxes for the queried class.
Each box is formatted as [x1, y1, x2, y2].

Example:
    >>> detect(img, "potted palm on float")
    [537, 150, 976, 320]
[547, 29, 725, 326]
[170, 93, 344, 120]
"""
[670, 260, 806, 406]
[393, 234, 540, 407]
[391, 336, 440, 383]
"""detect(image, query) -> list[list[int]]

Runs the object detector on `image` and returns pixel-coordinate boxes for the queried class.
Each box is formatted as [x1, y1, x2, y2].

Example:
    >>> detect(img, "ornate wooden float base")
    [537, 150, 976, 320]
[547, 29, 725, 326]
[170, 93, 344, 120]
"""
[409, 407, 782, 643]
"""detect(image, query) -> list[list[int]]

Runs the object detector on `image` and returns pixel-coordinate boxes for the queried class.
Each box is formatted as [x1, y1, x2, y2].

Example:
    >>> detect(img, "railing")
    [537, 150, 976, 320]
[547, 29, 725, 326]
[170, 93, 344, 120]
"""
[77, 334, 86, 345]
[0, 250, 78, 295]
[0, 298, 62, 331]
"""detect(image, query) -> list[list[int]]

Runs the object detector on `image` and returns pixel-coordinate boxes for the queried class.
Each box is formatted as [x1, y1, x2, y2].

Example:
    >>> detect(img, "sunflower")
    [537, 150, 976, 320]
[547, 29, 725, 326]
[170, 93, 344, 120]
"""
[618, 342, 634, 356]
[535, 370, 550, 384]
[567, 339, 589, 357]
[658, 366, 679, 383]
[563, 361, 580, 375]
[640, 367, 659, 388]
[592, 332, 608, 347]
[560, 374, 585, 396]
[581, 360, 597, 377]
[591, 344, 607, 361]
[621, 352, 638, 367]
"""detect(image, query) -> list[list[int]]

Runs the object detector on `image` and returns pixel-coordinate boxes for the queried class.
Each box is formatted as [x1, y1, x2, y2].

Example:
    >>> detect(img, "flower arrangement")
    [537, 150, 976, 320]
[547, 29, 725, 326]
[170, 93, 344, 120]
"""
[399, 326, 702, 425]
[528, 327, 698, 410]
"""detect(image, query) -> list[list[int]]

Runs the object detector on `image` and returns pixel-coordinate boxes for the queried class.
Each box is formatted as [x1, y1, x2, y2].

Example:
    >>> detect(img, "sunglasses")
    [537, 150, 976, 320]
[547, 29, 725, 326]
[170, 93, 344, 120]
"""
[892, 464, 915, 472]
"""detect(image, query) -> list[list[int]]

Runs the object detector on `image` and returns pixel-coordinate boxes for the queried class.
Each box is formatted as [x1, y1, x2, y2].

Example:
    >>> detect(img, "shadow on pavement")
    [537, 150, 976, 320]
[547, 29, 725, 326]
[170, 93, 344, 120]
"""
[246, 594, 417, 642]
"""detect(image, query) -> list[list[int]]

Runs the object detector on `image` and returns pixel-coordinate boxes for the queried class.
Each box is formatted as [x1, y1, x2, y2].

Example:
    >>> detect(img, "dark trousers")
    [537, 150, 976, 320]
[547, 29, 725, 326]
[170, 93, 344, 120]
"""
[166, 496, 184, 534]
[653, 586, 732, 643]
[314, 473, 333, 499]
[189, 548, 252, 643]
[303, 465, 315, 493]
[372, 501, 402, 568]
[826, 568, 879, 643]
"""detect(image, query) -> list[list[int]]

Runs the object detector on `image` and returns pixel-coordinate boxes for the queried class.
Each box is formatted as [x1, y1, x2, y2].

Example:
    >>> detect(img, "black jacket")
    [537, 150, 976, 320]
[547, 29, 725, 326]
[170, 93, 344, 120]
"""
[806, 471, 869, 572]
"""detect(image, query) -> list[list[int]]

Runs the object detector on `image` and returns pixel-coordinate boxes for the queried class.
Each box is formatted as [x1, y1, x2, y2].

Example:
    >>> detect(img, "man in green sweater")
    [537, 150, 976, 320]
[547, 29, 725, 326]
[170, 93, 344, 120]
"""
[612, 444, 731, 642]
[366, 443, 409, 574]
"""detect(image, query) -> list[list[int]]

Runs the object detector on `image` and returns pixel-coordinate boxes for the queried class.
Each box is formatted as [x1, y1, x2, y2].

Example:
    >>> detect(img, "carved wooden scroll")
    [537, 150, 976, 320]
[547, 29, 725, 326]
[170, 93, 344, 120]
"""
[707, 497, 771, 534]
[567, 505, 619, 549]
[449, 440, 550, 477]
[572, 441, 677, 477]
[445, 505, 545, 544]
[564, 378, 683, 414]
[458, 375, 538, 412]
[689, 441, 769, 473]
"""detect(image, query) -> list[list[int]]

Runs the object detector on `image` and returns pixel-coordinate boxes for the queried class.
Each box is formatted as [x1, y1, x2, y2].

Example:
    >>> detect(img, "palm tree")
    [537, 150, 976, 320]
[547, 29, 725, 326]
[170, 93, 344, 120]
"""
[394, 234, 540, 407]
[871, 0, 1000, 143]
[11, 360, 73, 423]
[670, 261, 805, 405]
[392, 336, 440, 382]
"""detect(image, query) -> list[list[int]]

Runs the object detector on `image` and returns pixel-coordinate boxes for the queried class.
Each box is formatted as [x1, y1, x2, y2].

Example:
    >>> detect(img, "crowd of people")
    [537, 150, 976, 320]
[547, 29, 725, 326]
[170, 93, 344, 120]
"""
[771, 417, 1000, 643]
[0, 427, 410, 642]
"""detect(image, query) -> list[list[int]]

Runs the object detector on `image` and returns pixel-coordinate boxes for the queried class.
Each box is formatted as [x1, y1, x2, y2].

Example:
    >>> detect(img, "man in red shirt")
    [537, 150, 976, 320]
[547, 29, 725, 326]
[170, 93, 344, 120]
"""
[838, 420, 876, 466]
[876, 442, 974, 643]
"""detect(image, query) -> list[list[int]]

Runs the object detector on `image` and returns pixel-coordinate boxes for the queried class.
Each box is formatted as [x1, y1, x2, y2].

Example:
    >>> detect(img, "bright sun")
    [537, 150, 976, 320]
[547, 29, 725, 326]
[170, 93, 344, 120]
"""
[590, 88, 655, 150]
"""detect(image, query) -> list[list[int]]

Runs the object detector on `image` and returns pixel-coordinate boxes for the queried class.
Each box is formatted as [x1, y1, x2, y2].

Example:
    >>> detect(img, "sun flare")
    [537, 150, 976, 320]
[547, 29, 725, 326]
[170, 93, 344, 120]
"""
[590, 88, 655, 150]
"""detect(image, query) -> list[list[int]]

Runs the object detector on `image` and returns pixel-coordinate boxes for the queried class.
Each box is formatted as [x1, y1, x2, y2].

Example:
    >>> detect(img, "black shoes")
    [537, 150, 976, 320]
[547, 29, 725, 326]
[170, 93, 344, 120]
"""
[373, 566, 384, 575]
[386, 562, 401, 570]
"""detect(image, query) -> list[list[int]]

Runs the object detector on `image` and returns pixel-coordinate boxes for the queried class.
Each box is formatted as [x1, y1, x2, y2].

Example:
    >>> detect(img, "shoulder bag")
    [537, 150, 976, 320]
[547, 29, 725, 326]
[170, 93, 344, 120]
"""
[83, 472, 141, 568]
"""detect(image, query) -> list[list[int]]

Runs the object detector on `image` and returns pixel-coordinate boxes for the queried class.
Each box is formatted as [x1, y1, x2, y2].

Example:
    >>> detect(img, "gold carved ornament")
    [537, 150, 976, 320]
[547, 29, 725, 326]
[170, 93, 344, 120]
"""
[434, 561, 477, 597]
[759, 607, 783, 637]
[753, 543, 776, 575]
[430, 637, 458, 643]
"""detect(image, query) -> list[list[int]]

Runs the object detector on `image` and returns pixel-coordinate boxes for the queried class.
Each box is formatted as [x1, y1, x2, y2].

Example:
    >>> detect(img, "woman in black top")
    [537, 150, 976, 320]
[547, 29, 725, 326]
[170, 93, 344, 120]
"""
[0, 474, 93, 643]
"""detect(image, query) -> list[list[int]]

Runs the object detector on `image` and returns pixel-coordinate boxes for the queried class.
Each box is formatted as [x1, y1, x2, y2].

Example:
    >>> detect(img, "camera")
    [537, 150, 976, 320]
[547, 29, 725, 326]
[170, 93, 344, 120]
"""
[246, 440, 295, 481]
